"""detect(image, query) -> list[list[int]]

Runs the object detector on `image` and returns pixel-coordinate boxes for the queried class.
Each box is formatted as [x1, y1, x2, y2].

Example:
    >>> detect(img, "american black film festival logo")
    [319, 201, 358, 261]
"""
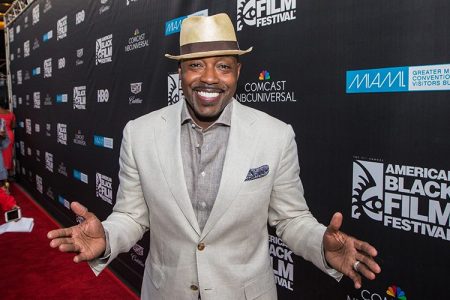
[237, 0, 296, 31]
[269, 234, 294, 291]
[352, 159, 450, 241]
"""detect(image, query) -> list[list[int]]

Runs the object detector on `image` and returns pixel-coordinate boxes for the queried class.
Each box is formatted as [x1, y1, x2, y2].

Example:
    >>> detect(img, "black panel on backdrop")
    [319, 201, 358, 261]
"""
[8, 0, 450, 299]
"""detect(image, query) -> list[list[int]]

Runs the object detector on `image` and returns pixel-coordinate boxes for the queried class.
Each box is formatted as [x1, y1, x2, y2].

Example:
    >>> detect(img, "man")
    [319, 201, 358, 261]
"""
[48, 13, 380, 300]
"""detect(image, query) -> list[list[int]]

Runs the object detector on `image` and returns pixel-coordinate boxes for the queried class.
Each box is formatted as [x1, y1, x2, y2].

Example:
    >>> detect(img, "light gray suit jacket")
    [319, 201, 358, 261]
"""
[90, 99, 340, 300]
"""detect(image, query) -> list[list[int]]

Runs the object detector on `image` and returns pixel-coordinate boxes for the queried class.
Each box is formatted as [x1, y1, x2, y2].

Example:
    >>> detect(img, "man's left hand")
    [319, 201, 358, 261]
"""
[323, 212, 381, 289]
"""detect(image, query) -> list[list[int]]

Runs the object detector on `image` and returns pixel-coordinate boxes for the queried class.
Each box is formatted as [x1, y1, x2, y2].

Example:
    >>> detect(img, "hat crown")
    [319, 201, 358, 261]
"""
[180, 13, 237, 46]
[165, 13, 252, 60]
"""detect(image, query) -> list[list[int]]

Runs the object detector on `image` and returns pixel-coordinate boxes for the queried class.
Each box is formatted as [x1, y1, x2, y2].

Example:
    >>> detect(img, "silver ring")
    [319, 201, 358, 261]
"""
[353, 260, 361, 272]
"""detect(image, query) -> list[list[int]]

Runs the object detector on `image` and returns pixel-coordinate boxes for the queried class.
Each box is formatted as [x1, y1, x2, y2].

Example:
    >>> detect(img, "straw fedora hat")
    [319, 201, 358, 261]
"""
[165, 13, 252, 60]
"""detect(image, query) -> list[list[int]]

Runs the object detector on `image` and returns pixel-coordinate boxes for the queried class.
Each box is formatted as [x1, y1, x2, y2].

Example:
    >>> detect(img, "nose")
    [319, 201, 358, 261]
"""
[200, 64, 219, 85]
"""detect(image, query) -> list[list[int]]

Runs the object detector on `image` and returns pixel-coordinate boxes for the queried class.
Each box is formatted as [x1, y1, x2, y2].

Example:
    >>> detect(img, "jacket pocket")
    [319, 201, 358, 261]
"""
[146, 262, 165, 290]
[244, 269, 276, 299]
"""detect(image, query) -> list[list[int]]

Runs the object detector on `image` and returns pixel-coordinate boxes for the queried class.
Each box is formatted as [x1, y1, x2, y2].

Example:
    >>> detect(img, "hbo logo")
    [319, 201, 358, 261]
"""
[97, 89, 109, 103]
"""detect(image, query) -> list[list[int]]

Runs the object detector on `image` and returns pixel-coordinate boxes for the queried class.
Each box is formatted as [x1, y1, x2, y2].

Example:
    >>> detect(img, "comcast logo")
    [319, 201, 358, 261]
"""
[259, 70, 271, 80]
[386, 285, 407, 300]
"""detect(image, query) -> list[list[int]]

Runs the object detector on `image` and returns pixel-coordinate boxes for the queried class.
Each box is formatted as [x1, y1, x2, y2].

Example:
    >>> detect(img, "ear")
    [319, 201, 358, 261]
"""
[236, 62, 242, 79]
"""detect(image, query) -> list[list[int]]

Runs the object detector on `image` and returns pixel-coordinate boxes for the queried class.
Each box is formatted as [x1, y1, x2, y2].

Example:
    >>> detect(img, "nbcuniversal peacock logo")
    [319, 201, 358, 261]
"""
[386, 285, 407, 300]
[352, 159, 450, 242]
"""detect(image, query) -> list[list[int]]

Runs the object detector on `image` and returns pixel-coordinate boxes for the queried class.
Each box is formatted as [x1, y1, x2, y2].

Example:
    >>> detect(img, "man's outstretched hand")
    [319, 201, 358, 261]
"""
[47, 202, 106, 263]
[323, 212, 381, 289]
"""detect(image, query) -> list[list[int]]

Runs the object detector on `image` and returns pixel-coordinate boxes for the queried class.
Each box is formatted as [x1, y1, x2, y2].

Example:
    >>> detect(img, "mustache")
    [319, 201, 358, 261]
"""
[192, 84, 225, 92]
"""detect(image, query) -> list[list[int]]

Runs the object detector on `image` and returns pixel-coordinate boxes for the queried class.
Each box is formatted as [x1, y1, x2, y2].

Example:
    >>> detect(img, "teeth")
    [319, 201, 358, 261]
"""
[197, 91, 219, 98]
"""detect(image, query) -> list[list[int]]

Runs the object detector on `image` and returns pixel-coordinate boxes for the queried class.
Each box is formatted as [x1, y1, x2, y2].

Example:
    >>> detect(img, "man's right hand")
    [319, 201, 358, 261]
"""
[47, 201, 106, 263]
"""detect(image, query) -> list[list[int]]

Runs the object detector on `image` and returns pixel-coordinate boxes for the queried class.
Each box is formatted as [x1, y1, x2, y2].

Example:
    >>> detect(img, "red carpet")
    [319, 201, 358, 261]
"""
[0, 183, 139, 300]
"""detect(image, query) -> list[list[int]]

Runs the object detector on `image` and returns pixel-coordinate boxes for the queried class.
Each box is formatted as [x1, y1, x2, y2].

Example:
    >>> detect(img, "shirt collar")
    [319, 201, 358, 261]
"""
[181, 99, 233, 129]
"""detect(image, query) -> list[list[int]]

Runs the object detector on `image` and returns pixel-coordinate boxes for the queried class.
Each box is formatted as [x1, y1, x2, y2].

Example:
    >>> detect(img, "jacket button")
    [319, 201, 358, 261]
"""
[197, 243, 205, 251]
[190, 284, 199, 291]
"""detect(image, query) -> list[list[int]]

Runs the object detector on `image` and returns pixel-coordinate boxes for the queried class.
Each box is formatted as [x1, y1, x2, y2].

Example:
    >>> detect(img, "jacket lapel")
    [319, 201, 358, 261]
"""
[155, 101, 201, 236]
[201, 100, 258, 239]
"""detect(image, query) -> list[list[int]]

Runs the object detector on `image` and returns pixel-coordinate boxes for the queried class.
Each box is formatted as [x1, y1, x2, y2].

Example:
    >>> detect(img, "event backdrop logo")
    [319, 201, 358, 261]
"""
[73, 130, 87, 146]
[75, 10, 85, 25]
[44, 58, 52, 78]
[99, 0, 110, 15]
[126, 0, 139, 6]
[96, 34, 113, 65]
[73, 86, 86, 109]
[125, 29, 149, 52]
[347, 285, 407, 300]
[165, 9, 208, 36]
[97, 89, 109, 102]
[58, 57, 65, 69]
[36, 149, 41, 162]
[347, 63, 450, 93]
[24, 40, 30, 57]
[43, 0, 52, 14]
[131, 243, 145, 267]
[58, 195, 70, 209]
[73, 169, 88, 184]
[235, 70, 296, 103]
[17, 70, 22, 84]
[93, 135, 113, 149]
[56, 93, 68, 103]
[168, 73, 184, 105]
[33, 92, 41, 109]
[352, 159, 450, 242]
[237, 0, 296, 31]
[129, 82, 143, 104]
[36, 175, 43, 194]
[32, 4, 39, 25]
[57, 123, 67, 145]
[58, 162, 68, 177]
[33, 38, 40, 50]
[42, 30, 53, 42]
[45, 152, 54, 172]
[76, 48, 84, 66]
[386, 285, 407, 300]
[96, 172, 113, 204]
[57, 16, 68, 40]
[269, 234, 294, 291]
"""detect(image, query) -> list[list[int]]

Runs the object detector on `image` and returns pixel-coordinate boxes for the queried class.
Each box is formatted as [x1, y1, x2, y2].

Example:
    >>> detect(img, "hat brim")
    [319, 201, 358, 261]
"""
[165, 47, 253, 60]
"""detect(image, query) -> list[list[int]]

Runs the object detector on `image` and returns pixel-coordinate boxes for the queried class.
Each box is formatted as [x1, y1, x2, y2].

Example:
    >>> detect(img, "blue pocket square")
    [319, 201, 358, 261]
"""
[245, 165, 269, 181]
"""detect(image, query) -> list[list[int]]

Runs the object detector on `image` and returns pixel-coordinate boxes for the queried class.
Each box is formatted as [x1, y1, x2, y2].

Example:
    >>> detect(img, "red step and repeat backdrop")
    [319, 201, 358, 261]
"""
[7, 0, 450, 298]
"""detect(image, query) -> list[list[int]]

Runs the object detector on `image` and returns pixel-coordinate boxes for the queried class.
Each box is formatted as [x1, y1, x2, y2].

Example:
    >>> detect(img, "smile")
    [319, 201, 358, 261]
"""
[196, 90, 220, 99]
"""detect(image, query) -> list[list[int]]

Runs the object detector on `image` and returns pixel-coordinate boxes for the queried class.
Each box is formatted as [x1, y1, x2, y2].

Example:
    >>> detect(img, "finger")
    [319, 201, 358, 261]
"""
[354, 239, 378, 258]
[47, 227, 73, 239]
[74, 252, 91, 263]
[327, 212, 343, 232]
[347, 269, 362, 289]
[71, 201, 89, 218]
[49, 237, 74, 248]
[356, 252, 381, 274]
[58, 242, 81, 253]
[353, 261, 377, 280]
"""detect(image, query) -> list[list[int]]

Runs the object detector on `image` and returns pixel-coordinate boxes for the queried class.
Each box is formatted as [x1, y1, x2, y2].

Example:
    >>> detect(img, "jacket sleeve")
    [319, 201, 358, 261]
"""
[268, 124, 341, 280]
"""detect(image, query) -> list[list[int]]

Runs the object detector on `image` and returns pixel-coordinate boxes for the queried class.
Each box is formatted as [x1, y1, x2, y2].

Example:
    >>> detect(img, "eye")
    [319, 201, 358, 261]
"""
[189, 62, 202, 68]
[217, 64, 231, 70]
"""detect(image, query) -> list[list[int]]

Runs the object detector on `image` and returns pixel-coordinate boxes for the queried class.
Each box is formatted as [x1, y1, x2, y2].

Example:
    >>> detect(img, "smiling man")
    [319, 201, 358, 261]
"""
[48, 13, 380, 300]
